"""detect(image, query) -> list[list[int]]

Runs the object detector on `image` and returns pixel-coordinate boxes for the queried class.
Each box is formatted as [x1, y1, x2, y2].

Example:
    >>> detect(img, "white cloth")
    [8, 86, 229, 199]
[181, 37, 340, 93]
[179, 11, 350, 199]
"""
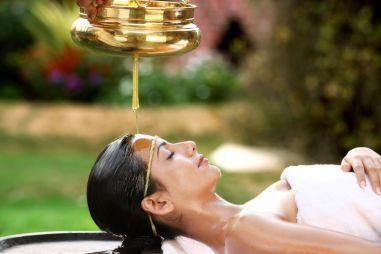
[162, 164, 381, 253]
[281, 164, 381, 242]
[163, 237, 215, 254]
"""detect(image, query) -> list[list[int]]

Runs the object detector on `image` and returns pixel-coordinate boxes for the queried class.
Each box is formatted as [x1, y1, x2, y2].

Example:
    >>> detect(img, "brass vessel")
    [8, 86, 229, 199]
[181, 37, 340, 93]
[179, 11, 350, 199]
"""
[71, 0, 200, 57]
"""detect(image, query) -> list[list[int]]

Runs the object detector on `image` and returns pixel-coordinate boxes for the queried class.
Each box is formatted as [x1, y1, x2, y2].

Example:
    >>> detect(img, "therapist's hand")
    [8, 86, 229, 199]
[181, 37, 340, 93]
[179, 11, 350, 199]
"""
[341, 147, 381, 195]
[76, 0, 108, 21]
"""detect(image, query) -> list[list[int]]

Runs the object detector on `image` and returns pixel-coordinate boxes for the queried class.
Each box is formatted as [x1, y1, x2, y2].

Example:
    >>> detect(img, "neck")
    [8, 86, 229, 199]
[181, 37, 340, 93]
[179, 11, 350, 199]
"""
[178, 194, 242, 253]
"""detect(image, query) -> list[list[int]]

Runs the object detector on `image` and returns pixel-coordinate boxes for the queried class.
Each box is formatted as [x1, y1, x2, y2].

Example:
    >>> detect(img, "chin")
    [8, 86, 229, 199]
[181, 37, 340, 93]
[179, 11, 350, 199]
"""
[209, 164, 222, 179]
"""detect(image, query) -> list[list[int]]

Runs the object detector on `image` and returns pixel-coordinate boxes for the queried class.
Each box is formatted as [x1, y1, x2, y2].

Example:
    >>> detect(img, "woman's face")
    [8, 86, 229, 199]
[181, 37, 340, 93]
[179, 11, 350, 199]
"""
[132, 134, 221, 203]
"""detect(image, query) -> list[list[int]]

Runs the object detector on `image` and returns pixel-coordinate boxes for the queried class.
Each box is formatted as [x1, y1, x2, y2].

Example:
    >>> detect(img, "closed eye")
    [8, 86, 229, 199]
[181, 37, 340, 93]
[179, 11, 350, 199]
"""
[167, 151, 175, 160]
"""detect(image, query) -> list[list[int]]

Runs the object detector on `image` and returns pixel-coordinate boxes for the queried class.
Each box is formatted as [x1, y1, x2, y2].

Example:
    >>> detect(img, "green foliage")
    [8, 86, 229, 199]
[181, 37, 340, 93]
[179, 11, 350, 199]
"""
[246, 0, 381, 160]
[22, 0, 77, 53]
[5, 0, 243, 103]
[0, 1, 32, 50]
[217, 171, 280, 204]
[0, 1, 33, 100]
[10, 0, 125, 101]
[3, 0, 243, 103]
[100, 58, 243, 105]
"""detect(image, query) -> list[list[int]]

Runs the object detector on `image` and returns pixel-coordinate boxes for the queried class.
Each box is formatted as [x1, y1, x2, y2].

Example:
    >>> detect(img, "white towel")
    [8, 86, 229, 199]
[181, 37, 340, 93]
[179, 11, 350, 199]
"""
[163, 164, 381, 253]
[281, 164, 381, 242]
[163, 237, 215, 254]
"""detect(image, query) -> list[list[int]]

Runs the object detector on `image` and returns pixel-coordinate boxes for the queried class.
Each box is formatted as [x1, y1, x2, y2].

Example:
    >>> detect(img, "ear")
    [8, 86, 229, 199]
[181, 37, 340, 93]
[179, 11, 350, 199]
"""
[141, 191, 174, 216]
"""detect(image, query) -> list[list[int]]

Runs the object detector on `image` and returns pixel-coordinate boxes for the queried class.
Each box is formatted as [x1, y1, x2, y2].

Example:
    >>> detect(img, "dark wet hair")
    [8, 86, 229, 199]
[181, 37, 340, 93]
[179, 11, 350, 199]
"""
[87, 134, 179, 254]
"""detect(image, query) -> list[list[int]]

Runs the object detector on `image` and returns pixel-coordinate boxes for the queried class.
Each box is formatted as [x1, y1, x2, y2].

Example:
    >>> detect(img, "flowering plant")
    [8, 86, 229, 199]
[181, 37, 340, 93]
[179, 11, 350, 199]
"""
[17, 0, 124, 101]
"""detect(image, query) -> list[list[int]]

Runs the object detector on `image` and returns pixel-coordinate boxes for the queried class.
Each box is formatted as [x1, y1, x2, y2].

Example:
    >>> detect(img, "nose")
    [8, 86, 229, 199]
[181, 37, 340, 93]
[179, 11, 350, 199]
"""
[184, 141, 196, 157]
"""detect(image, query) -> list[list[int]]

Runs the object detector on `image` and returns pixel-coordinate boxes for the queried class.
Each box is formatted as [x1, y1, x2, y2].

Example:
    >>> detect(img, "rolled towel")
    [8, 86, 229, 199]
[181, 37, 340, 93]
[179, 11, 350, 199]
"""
[281, 164, 381, 242]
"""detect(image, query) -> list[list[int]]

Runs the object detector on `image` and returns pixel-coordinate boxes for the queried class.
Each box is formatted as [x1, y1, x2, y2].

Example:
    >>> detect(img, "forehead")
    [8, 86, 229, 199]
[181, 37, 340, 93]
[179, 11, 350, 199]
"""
[132, 134, 167, 164]
[132, 134, 154, 162]
[132, 134, 166, 159]
[132, 134, 155, 151]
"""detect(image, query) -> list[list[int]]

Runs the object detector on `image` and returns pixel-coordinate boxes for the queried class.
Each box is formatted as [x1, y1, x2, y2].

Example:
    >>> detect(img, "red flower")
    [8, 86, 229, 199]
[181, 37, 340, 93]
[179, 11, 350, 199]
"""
[44, 47, 83, 76]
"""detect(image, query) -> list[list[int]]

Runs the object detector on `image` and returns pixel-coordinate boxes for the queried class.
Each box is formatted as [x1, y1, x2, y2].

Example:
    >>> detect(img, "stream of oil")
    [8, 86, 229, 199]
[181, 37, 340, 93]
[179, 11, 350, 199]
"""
[132, 55, 140, 134]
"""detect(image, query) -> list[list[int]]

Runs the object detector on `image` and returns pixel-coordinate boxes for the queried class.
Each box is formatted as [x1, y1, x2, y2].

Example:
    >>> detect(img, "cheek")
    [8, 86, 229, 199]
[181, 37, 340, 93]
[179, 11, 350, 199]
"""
[153, 158, 211, 194]
[151, 162, 186, 188]
[169, 162, 196, 182]
[163, 162, 198, 189]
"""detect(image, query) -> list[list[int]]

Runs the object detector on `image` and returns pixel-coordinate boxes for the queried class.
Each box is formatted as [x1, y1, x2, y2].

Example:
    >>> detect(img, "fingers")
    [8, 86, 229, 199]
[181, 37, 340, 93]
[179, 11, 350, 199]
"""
[87, 5, 98, 21]
[76, 0, 92, 7]
[374, 158, 381, 194]
[364, 158, 381, 195]
[76, 0, 101, 21]
[342, 147, 381, 195]
[363, 157, 381, 194]
[346, 157, 367, 189]
[340, 158, 352, 172]
[378, 159, 381, 194]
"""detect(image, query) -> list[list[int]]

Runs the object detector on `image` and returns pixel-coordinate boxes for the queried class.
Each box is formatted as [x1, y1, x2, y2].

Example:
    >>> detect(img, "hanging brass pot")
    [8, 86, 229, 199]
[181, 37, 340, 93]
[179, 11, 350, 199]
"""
[71, 0, 200, 57]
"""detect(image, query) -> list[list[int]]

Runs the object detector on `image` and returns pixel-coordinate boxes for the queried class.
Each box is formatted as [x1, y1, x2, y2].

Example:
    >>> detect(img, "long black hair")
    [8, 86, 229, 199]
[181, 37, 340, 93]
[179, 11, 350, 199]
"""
[87, 134, 179, 254]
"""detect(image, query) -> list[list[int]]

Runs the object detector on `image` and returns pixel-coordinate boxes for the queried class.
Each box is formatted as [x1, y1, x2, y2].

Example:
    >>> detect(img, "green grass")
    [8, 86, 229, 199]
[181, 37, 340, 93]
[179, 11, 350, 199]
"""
[0, 134, 99, 236]
[0, 138, 98, 236]
[0, 133, 279, 236]
[0, 198, 96, 236]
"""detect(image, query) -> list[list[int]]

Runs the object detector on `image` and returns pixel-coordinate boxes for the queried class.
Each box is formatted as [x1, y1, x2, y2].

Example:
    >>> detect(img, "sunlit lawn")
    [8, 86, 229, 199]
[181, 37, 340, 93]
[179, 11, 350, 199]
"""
[0, 133, 280, 236]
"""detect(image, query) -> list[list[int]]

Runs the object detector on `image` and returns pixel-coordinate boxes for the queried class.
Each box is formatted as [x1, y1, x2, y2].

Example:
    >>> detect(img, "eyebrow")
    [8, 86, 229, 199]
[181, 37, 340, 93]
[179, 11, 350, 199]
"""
[157, 141, 167, 157]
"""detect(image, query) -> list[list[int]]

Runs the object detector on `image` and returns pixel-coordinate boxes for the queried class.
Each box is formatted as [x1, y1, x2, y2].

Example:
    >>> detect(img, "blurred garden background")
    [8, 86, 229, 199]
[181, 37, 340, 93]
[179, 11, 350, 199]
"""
[0, 0, 380, 236]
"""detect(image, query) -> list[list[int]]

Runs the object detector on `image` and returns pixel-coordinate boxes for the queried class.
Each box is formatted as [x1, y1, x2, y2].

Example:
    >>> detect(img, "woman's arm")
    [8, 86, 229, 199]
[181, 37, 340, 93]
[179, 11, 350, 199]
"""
[341, 147, 381, 195]
[226, 213, 381, 254]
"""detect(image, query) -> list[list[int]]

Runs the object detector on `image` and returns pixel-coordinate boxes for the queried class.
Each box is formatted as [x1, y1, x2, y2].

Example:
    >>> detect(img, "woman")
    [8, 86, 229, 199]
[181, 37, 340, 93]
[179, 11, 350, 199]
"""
[88, 134, 381, 254]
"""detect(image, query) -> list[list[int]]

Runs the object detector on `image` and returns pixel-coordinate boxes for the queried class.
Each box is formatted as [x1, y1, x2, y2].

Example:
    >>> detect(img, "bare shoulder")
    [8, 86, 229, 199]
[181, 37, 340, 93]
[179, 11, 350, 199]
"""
[225, 211, 381, 254]
[272, 179, 291, 190]
[253, 180, 291, 197]
[224, 212, 283, 254]
[244, 179, 290, 205]
[243, 179, 297, 223]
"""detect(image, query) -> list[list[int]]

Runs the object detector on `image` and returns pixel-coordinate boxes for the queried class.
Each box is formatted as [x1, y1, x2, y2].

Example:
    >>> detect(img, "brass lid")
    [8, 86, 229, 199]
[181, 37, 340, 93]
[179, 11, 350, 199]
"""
[81, 0, 197, 25]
